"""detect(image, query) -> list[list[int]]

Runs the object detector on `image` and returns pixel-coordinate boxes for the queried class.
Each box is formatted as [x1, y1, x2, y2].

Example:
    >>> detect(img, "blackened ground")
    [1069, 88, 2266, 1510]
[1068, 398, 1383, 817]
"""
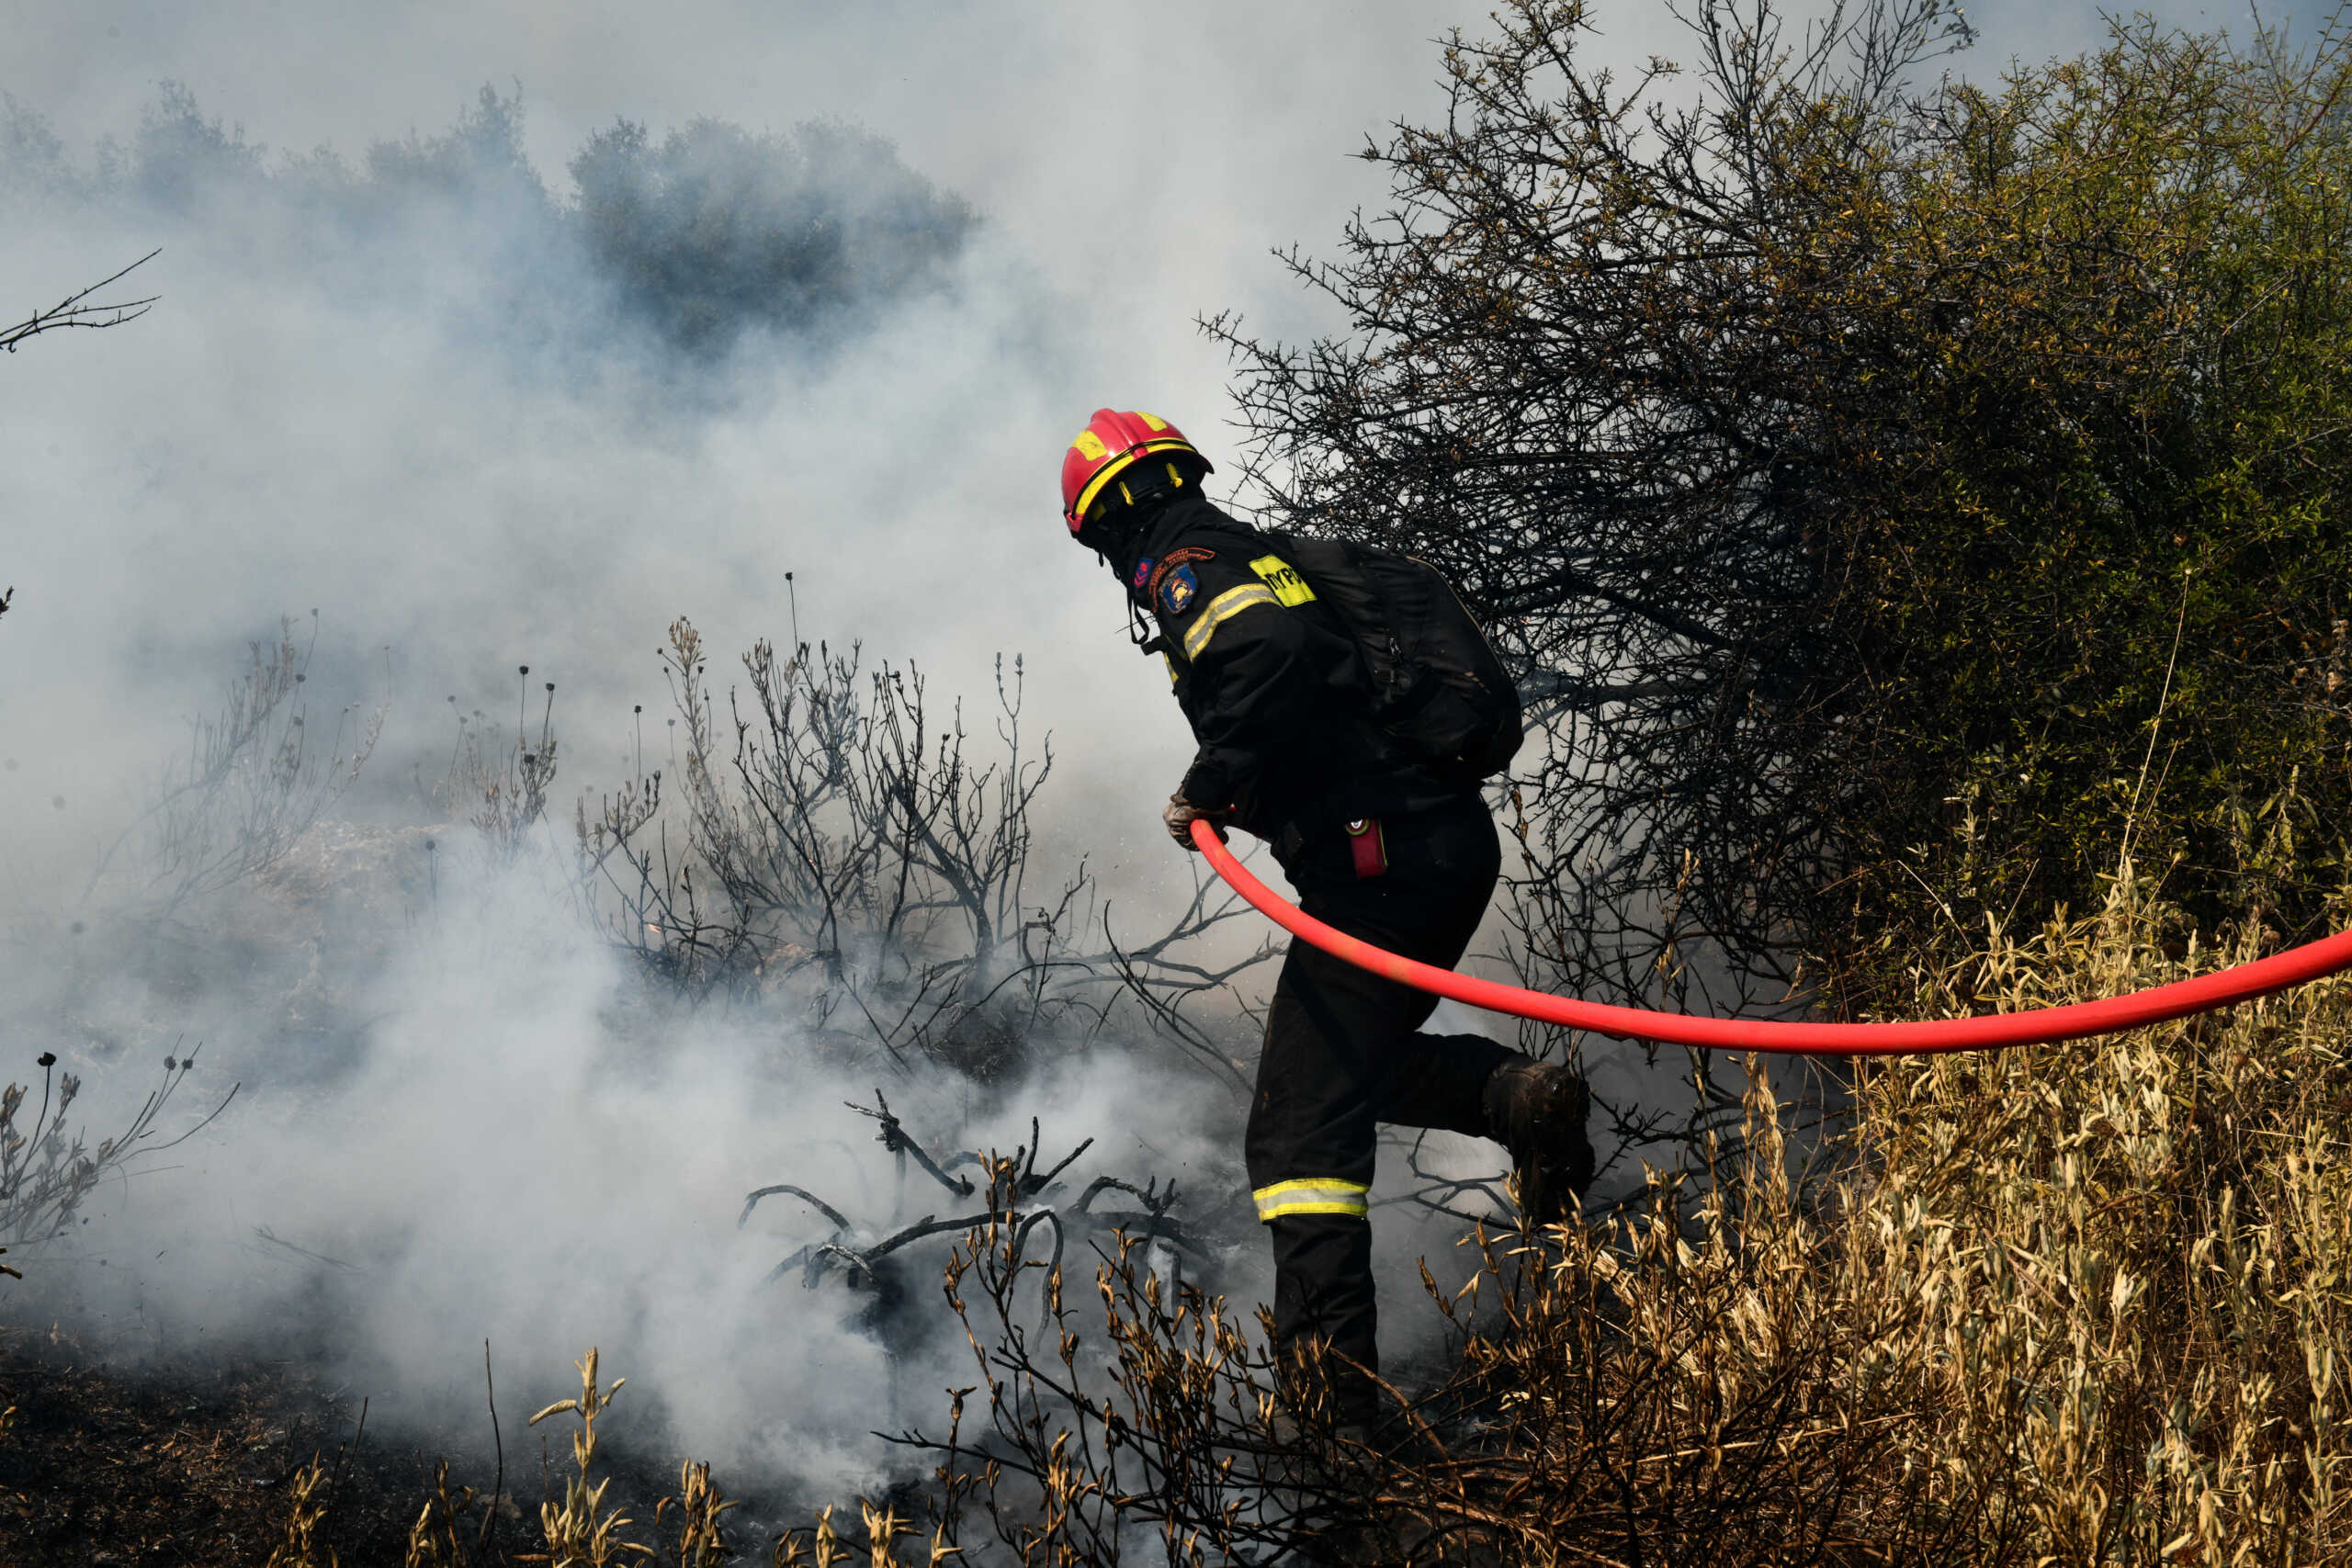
[0, 1324, 469, 1566]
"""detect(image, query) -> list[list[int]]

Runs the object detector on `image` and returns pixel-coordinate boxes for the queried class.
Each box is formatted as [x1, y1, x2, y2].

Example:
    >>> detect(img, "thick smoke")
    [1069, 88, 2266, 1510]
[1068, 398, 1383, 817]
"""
[0, 82, 1252, 1497]
[570, 114, 976, 354]
[0, 68, 1542, 1511]
[7, 82, 974, 358]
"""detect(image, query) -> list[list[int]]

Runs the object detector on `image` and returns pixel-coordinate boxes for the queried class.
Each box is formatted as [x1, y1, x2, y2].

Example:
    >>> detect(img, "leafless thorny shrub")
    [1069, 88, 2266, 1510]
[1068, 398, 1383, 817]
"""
[0, 1045, 235, 1265]
[871, 1156, 1310, 1567]
[84, 613, 386, 919]
[577, 618, 1272, 1087]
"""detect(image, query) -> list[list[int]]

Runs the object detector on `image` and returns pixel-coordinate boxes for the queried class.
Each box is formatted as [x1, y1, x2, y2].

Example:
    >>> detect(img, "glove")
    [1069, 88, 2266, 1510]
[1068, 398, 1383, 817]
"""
[1163, 793, 1227, 851]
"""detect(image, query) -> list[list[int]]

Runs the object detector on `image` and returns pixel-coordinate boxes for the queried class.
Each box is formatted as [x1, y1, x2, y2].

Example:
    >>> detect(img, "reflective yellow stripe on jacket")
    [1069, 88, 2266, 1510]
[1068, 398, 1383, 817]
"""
[1182, 582, 1280, 661]
[1251, 1177, 1371, 1222]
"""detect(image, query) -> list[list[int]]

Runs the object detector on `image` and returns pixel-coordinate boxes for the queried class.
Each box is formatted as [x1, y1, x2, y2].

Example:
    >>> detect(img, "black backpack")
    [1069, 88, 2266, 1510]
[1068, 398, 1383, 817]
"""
[1262, 529, 1525, 783]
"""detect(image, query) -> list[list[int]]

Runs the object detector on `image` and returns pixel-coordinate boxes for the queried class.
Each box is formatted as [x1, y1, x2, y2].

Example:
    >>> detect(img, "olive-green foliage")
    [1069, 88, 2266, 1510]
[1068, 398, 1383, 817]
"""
[1816, 17, 2352, 966]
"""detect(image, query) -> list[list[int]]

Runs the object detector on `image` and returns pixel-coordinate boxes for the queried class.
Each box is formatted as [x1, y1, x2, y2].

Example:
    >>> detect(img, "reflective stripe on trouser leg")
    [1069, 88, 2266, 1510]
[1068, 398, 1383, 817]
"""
[1252, 1177, 1370, 1223]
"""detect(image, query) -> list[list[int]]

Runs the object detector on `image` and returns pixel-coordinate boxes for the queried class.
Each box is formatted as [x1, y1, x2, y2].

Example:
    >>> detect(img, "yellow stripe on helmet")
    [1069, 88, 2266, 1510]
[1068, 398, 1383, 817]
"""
[1071, 438, 1202, 522]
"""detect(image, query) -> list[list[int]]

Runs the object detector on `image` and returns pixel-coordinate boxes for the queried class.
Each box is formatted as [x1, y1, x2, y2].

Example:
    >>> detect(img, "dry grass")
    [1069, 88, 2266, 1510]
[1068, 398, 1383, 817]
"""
[1359, 863, 2352, 1565]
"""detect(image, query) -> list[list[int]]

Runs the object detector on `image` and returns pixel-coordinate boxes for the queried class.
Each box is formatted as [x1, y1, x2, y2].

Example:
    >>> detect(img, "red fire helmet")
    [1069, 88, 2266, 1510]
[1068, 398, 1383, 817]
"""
[1059, 408, 1212, 535]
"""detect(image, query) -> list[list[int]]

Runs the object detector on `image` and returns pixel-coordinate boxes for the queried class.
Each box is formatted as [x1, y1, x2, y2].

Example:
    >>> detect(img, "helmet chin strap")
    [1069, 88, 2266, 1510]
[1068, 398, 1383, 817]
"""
[1090, 519, 1171, 659]
[1127, 595, 1167, 658]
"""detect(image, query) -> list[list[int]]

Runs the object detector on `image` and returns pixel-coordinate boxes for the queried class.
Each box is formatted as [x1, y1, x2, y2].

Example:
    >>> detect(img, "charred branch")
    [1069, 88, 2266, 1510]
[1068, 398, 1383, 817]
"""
[742, 1110, 1215, 1307]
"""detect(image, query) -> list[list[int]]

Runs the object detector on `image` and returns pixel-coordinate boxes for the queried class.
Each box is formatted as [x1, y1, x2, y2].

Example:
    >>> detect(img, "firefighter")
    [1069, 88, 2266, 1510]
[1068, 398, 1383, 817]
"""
[1060, 408, 1593, 1432]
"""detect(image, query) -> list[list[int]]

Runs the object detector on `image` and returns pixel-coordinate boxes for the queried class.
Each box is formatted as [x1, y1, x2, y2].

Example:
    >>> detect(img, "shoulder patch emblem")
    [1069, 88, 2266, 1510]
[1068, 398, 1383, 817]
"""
[1249, 554, 1317, 606]
[1159, 564, 1199, 615]
[1131, 557, 1155, 591]
[1147, 546, 1215, 600]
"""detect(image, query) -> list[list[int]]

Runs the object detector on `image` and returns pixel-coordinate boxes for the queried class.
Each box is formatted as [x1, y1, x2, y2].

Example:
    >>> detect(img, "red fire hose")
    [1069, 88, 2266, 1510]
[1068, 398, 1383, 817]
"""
[1191, 819, 2352, 1055]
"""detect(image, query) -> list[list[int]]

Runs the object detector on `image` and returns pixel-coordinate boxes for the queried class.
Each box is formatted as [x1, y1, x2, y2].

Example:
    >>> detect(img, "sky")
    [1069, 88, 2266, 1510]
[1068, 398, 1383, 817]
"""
[0, 0, 2276, 1504]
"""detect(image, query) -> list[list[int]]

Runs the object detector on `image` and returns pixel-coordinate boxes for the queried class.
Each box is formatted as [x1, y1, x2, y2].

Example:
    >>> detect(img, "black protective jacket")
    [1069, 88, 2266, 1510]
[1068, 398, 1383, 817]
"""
[1110, 495, 1469, 861]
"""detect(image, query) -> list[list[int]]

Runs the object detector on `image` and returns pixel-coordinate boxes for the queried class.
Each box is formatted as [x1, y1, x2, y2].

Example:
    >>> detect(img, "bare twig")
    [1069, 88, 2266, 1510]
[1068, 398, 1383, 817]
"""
[0, 250, 160, 355]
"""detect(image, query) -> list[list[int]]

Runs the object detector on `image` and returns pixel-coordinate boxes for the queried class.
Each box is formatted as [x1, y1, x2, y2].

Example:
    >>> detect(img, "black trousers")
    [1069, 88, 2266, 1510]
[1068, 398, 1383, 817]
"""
[1243, 795, 1513, 1421]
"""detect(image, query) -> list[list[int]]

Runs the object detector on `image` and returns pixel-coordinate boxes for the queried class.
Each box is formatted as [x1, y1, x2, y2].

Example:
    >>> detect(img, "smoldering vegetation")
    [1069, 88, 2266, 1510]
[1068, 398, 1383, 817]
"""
[12, 0, 2352, 1562]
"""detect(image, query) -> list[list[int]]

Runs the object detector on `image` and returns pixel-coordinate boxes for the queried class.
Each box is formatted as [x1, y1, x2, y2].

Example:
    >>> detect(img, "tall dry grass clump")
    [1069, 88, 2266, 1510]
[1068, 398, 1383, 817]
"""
[1876, 874, 2350, 1561]
[1382, 863, 2352, 1564]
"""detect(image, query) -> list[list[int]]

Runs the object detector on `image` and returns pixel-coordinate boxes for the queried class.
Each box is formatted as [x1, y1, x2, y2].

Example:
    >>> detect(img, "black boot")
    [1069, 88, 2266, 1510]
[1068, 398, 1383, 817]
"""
[1480, 1057, 1593, 1225]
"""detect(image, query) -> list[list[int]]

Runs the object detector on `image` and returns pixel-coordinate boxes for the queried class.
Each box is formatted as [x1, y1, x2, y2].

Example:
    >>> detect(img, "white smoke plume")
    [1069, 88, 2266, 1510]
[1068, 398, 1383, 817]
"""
[0, 43, 1435, 1503]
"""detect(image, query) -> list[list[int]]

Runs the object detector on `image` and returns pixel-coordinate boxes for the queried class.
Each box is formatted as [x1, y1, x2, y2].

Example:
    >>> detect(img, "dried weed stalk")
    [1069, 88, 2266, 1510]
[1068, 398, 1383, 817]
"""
[445, 665, 563, 863]
[526, 1348, 653, 1566]
[0, 249, 158, 355]
[404, 1461, 481, 1568]
[772, 1501, 956, 1567]
[650, 1460, 737, 1568]
[265, 1455, 341, 1568]
[0, 1045, 235, 1259]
